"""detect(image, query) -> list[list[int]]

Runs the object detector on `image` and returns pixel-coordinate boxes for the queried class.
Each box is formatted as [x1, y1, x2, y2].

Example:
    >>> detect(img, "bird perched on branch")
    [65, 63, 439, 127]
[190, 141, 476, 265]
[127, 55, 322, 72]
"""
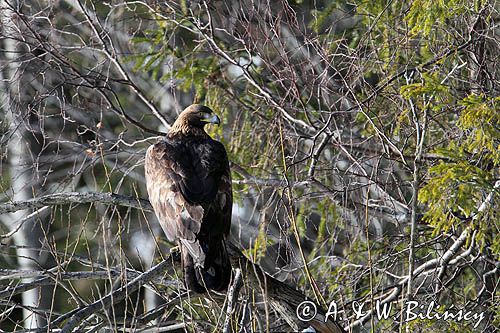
[145, 104, 232, 293]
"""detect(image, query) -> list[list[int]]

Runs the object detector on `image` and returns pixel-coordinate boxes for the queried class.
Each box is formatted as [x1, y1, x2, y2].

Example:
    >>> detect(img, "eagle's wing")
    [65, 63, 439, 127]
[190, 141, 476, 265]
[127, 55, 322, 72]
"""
[144, 141, 205, 244]
[210, 141, 232, 237]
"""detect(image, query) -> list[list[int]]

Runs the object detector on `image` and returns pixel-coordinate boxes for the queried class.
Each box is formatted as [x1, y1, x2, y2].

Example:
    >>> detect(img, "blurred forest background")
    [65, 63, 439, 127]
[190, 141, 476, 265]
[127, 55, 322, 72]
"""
[0, 0, 498, 332]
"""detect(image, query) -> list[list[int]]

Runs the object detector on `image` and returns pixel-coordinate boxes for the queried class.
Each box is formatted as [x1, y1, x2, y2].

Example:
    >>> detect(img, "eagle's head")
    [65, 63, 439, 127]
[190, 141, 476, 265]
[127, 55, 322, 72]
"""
[169, 104, 221, 137]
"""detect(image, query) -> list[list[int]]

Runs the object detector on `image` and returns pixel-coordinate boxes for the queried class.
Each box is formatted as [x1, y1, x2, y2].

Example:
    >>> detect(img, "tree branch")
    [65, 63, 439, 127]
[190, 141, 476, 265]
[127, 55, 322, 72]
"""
[222, 268, 243, 333]
[226, 242, 345, 333]
[0, 192, 153, 215]
[58, 259, 172, 333]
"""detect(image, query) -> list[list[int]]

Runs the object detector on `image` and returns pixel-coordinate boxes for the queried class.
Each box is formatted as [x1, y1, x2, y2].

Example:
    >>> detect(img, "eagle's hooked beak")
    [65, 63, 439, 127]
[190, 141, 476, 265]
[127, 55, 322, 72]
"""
[202, 113, 221, 125]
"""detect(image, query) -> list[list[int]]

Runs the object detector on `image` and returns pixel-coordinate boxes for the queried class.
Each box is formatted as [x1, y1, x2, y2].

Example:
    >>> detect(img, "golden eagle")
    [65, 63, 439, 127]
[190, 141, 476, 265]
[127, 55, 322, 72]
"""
[145, 104, 232, 293]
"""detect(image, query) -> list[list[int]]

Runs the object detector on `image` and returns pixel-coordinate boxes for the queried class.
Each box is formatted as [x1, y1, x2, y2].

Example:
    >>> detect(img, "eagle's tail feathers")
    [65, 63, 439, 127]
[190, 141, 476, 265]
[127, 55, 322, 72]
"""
[197, 238, 231, 292]
[180, 238, 231, 293]
[179, 238, 205, 268]
[179, 242, 206, 293]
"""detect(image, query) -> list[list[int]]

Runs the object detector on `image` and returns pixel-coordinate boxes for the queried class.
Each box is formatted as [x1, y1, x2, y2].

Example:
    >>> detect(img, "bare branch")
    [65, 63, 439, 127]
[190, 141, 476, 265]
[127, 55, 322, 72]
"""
[58, 259, 172, 333]
[0, 192, 153, 215]
[222, 268, 243, 333]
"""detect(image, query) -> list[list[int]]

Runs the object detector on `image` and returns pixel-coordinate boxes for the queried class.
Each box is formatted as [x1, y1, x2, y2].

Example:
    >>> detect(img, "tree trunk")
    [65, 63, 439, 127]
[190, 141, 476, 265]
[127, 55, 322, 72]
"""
[0, 2, 54, 329]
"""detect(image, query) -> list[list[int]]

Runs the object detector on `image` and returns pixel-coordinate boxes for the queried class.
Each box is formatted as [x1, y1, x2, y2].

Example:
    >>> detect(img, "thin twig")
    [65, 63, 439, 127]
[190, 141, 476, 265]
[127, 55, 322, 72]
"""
[222, 268, 243, 333]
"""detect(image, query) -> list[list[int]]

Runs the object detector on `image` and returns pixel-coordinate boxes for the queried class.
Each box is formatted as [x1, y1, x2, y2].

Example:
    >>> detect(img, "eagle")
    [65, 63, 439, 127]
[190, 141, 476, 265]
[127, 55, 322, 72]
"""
[145, 104, 232, 293]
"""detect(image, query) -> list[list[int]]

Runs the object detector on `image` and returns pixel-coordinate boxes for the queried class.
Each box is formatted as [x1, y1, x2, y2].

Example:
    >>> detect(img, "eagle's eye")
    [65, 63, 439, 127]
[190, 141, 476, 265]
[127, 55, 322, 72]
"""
[200, 110, 221, 125]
